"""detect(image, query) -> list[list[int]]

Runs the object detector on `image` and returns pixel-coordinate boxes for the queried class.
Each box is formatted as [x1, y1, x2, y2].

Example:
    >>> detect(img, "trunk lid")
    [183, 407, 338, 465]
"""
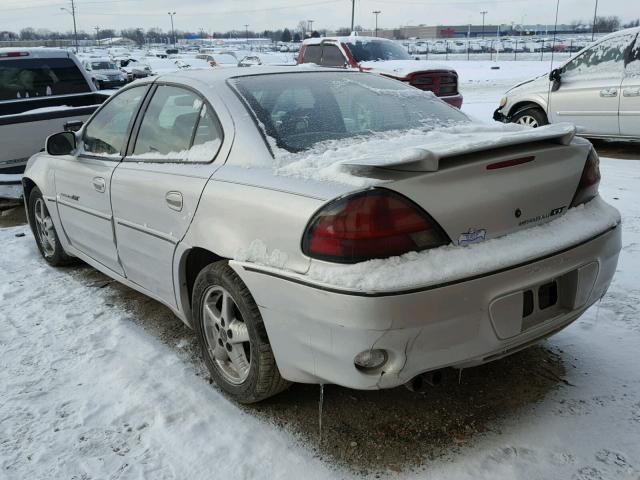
[344, 124, 590, 245]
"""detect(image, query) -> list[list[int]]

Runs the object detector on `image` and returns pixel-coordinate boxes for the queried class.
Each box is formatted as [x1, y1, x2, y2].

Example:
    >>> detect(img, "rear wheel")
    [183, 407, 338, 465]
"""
[193, 261, 290, 403]
[511, 107, 548, 128]
[27, 187, 75, 266]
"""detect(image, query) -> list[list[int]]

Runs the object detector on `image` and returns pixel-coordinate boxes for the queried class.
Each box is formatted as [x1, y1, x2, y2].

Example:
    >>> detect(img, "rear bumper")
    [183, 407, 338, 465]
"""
[441, 93, 463, 109]
[0, 174, 23, 200]
[232, 224, 621, 390]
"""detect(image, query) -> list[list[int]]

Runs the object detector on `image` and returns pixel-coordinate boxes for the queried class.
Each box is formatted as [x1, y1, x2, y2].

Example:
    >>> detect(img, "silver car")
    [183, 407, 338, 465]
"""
[494, 27, 640, 139]
[23, 67, 621, 403]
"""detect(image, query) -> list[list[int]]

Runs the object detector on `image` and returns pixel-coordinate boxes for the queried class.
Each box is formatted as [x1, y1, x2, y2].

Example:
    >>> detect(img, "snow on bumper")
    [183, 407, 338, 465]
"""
[231, 198, 621, 389]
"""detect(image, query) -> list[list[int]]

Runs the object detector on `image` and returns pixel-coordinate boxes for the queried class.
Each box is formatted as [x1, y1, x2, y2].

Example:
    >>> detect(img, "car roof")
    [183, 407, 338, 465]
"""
[154, 65, 344, 84]
[0, 47, 72, 59]
[303, 35, 391, 45]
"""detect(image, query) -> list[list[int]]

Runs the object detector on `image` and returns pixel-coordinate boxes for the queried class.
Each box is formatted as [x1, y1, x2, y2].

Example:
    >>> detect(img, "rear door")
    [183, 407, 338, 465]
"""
[620, 33, 640, 137]
[548, 32, 636, 136]
[54, 85, 148, 274]
[110, 84, 226, 306]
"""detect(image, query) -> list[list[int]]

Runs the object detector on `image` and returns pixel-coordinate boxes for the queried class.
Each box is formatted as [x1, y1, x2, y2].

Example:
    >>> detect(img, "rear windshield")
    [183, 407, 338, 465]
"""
[345, 40, 412, 62]
[231, 72, 469, 153]
[0, 57, 90, 101]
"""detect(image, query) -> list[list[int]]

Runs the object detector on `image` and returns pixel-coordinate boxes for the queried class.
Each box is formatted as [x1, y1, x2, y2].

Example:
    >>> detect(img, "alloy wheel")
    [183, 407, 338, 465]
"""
[33, 198, 56, 257]
[201, 286, 251, 385]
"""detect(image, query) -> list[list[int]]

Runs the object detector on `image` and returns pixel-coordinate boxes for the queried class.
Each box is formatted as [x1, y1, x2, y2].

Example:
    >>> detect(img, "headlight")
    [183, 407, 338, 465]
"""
[94, 74, 108, 81]
[499, 97, 508, 108]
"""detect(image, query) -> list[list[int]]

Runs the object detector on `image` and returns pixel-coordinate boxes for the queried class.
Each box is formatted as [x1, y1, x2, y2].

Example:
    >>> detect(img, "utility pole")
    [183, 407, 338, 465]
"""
[94, 26, 100, 46]
[591, 0, 598, 41]
[480, 11, 488, 39]
[60, 0, 79, 52]
[372, 11, 381, 37]
[350, 0, 355, 32]
[168, 11, 176, 47]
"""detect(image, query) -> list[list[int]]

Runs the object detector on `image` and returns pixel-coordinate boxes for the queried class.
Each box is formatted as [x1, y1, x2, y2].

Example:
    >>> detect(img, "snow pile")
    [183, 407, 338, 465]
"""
[304, 197, 619, 292]
[270, 122, 528, 186]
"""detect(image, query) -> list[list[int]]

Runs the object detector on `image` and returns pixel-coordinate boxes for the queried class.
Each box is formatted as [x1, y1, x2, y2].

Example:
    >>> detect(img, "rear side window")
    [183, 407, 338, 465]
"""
[0, 57, 90, 101]
[321, 45, 346, 67]
[82, 86, 147, 157]
[302, 45, 322, 64]
[132, 85, 222, 162]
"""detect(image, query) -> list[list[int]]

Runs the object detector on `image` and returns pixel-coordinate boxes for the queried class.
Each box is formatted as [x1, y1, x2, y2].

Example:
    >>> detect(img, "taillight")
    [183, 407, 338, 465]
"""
[302, 189, 450, 264]
[570, 148, 601, 207]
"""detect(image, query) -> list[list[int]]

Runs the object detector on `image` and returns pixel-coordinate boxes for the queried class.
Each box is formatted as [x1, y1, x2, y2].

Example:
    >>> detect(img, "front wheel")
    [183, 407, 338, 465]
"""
[511, 107, 548, 128]
[193, 261, 290, 403]
[27, 187, 75, 266]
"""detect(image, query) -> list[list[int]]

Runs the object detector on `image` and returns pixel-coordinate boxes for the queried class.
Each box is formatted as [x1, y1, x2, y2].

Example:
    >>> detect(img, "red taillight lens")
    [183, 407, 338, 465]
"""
[570, 148, 601, 207]
[302, 189, 450, 264]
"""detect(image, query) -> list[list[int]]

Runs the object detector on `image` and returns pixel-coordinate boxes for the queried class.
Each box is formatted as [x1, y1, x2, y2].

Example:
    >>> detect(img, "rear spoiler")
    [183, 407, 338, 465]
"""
[340, 123, 577, 172]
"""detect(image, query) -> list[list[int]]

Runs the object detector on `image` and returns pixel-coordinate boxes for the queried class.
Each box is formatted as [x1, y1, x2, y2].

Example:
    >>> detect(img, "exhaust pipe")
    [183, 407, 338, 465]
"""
[405, 370, 444, 393]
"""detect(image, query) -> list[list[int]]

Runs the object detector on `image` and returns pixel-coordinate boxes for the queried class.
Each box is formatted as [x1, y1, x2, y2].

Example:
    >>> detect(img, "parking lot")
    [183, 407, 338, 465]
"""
[1, 37, 639, 479]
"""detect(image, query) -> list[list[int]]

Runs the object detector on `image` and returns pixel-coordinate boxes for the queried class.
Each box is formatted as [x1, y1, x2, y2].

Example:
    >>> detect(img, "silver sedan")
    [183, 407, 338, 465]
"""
[23, 66, 621, 403]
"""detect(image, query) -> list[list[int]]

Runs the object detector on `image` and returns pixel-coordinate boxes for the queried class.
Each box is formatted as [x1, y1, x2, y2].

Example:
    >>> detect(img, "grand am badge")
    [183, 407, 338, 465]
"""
[458, 228, 487, 246]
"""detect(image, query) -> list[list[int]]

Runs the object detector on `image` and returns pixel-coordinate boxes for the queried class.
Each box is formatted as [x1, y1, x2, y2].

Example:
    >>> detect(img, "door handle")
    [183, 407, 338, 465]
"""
[165, 191, 183, 211]
[600, 88, 618, 98]
[623, 88, 640, 97]
[92, 177, 106, 193]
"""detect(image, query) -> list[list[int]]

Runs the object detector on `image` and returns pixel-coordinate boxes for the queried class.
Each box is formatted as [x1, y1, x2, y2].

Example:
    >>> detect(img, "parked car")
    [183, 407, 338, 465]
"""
[297, 36, 463, 108]
[23, 67, 620, 403]
[118, 58, 153, 82]
[494, 27, 640, 139]
[82, 58, 127, 90]
[0, 48, 109, 199]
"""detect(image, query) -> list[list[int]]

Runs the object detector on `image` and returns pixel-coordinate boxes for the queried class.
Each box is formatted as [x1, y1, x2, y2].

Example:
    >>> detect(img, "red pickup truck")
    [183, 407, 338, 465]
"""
[297, 36, 463, 108]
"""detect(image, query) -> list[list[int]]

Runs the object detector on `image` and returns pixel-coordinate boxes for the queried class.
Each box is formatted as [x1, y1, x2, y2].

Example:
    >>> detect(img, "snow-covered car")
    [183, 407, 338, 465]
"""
[82, 58, 127, 90]
[494, 27, 640, 139]
[118, 58, 152, 81]
[22, 67, 621, 403]
[297, 36, 463, 108]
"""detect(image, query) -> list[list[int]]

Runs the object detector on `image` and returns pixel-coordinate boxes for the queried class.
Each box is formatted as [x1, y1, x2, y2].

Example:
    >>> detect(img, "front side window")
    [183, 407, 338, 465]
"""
[0, 57, 91, 101]
[132, 85, 222, 162]
[91, 61, 117, 70]
[82, 86, 147, 156]
[563, 33, 637, 79]
[232, 72, 469, 153]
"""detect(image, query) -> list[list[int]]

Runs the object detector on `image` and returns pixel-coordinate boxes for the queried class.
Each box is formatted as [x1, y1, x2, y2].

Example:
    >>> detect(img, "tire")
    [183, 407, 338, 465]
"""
[27, 187, 75, 266]
[193, 261, 290, 403]
[511, 107, 548, 128]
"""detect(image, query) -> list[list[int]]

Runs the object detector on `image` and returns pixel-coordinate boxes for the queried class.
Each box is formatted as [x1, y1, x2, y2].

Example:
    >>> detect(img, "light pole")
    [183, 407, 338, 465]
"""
[94, 26, 99, 46]
[591, 0, 599, 41]
[308, 19, 314, 33]
[350, 0, 356, 32]
[168, 12, 176, 47]
[372, 11, 381, 37]
[480, 11, 488, 39]
[60, 0, 79, 53]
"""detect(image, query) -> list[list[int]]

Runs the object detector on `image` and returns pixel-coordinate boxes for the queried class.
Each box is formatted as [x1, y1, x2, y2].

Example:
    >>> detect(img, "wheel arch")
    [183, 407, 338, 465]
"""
[509, 100, 546, 118]
[177, 246, 227, 327]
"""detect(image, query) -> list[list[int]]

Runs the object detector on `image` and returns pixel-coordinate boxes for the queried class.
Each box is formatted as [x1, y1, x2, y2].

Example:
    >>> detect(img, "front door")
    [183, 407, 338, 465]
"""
[110, 84, 226, 306]
[54, 85, 148, 274]
[620, 34, 640, 137]
[548, 32, 636, 136]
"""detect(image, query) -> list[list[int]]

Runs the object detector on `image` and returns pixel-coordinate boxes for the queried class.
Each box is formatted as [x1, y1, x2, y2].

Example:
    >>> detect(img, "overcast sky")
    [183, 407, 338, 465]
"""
[2, 0, 637, 34]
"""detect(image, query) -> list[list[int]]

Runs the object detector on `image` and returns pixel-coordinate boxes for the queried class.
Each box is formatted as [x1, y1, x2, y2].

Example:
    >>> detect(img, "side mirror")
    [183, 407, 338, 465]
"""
[46, 132, 76, 156]
[549, 68, 563, 91]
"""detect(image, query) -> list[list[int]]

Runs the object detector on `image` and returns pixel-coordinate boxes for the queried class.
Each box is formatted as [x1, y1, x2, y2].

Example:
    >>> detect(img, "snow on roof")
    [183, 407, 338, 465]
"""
[0, 47, 71, 59]
[303, 35, 392, 45]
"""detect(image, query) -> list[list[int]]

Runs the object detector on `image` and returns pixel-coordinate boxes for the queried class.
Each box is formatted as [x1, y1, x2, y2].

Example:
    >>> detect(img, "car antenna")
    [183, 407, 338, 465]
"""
[547, 0, 561, 106]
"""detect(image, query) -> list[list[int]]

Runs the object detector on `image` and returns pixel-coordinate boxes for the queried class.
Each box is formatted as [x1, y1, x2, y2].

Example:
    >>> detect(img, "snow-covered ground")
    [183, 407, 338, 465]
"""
[1, 60, 639, 479]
